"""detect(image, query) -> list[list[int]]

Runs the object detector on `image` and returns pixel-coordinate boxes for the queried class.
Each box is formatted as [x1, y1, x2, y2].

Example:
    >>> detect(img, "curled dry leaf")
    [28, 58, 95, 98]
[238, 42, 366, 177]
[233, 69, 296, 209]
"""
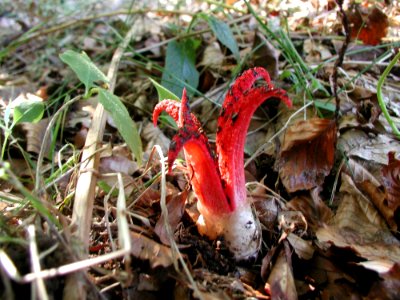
[360, 152, 400, 232]
[22, 118, 50, 155]
[316, 174, 400, 273]
[286, 188, 334, 232]
[279, 118, 337, 193]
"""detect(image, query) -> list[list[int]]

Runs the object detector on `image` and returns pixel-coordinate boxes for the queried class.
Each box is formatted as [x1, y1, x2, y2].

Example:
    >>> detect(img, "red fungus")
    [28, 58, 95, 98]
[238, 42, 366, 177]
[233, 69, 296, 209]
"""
[153, 67, 292, 260]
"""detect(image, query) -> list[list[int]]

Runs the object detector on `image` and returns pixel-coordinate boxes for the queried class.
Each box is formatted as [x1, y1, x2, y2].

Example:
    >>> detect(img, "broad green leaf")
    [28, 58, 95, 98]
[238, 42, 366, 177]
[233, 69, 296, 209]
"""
[161, 39, 200, 97]
[207, 15, 240, 61]
[98, 89, 142, 164]
[60, 50, 108, 95]
[149, 78, 180, 101]
[13, 99, 44, 125]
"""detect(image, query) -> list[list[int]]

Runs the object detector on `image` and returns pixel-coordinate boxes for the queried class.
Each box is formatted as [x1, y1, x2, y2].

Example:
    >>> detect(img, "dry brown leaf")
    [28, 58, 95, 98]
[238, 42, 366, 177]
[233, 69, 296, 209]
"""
[303, 39, 332, 63]
[367, 263, 400, 299]
[155, 191, 187, 245]
[279, 118, 337, 193]
[287, 233, 314, 260]
[261, 245, 279, 282]
[382, 152, 400, 219]
[360, 152, 400, 232]
[286, 188, 334, 231]
[100, 154, 138, 175]
[142, 120, 171, 153]
[347, 6, 389, 46]
[22, 118, 50, 155]
[266, 243, 297, 300]
[309, 256, 361, 299]
[316, 174, 400, 273]
[339, 130, 400, 165]
[130, 231, 177, 268]
[199, 42, 225, 70]
[252, 32, 279, 79]
[344, 157, 381, 186]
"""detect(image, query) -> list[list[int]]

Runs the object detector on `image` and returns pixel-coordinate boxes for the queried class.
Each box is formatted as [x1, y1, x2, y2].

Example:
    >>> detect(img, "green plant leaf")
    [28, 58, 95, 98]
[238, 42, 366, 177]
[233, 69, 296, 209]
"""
[161, 39, 200, 97]
[98, 89, 142, 164]
[13, 99, 44, 125]
[149, 78, 180, 101]
[60, 50, 108, 95]
[314, 100, 336, 112]
[207, 15, 240, 61]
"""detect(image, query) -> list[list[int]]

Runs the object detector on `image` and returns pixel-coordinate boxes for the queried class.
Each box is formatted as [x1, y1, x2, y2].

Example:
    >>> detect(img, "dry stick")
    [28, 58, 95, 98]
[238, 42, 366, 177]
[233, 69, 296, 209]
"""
[63, 19, 140, 300]
[27, 225, 49, 300]
[332, 0, 350, 121]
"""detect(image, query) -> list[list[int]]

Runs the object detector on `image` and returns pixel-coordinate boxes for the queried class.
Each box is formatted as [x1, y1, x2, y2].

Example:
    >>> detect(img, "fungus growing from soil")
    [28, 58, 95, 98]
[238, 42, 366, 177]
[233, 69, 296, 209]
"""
[153, 67, 292, 260]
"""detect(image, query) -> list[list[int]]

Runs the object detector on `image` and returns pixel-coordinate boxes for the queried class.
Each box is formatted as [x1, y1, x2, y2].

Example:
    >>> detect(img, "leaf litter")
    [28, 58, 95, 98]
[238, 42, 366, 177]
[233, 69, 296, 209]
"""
[0, 0, 400, 299]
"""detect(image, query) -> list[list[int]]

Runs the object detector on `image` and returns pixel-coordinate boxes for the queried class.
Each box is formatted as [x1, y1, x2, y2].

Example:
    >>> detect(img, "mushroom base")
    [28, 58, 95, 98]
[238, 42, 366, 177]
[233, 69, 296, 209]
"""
[196, 202, 261, 261]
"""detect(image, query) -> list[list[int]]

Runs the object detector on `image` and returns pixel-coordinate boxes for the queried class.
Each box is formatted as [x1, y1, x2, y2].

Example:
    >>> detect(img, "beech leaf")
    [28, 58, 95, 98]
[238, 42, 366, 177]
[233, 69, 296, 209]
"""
[348, 6, 389, 46]
[279, 118, 337, 193]
[360, 152, 400, 232]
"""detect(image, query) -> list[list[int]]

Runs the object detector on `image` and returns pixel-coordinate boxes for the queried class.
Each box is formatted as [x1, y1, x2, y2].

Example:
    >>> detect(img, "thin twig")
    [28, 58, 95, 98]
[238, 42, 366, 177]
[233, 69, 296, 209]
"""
[27, 225, 49, 300]
[332, 0, 351, 120]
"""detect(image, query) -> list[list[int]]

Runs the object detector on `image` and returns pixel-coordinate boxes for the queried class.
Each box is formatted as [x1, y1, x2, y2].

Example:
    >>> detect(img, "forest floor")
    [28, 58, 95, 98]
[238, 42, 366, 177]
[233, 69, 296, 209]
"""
[0, 0, 400, 299]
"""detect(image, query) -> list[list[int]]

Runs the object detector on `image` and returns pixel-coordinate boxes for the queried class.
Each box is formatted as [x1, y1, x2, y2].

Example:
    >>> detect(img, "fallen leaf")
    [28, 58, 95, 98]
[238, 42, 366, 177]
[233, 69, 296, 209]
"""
[344, 157, 381, 186]
[338, 130, 400, 165]
[382, 152, 400, 216]
[142, 121, 171, 154]
[303, 39, 332, 63]
[199, 42, 225, 70]
[155, 191, 187, 245]
[22, 118, 50, 155]
[286, 188, 334, 231]
[266, 242, 297, 300]
[316, 174, 400, 273]
[287, 233, 314, 260]
[100, 153, 138, 175]
[261, 245, 279, 282]
[310, 256, 361, 299]
[360, 152, 400, 232]
[252, 32, 280, 79]
[367, 263, 400, 299]
[347, 6, 389, 46]
[279, 118, 337, 193]
[130, 231, 177, 268]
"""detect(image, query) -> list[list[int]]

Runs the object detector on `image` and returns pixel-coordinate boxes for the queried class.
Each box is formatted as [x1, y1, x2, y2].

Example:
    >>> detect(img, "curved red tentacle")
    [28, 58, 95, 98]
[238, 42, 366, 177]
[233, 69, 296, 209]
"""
[153, 91, 231, 214]
[216, 80, 292, 209]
